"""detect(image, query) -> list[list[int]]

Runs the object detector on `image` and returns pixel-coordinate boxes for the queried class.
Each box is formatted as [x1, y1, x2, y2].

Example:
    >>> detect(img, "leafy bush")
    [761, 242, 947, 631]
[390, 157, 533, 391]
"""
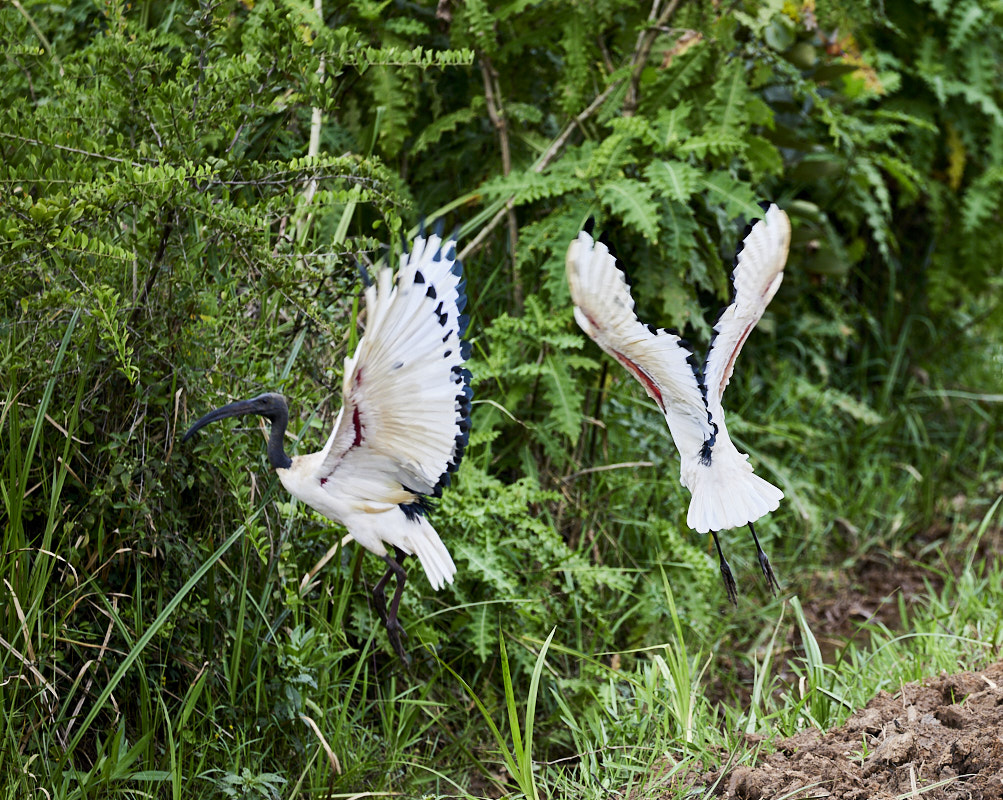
[2, 0, 1001, 796]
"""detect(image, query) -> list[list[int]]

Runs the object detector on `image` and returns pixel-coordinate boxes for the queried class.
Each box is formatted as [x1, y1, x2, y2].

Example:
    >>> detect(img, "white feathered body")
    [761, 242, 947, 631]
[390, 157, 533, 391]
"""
[566, 205, 791, 534]
[276, 234, 471, 590]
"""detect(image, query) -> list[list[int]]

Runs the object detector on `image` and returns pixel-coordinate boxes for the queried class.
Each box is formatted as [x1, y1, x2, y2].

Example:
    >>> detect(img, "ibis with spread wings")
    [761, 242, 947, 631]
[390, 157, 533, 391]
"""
[566, 204, 790, 603]
[184, 232, 472, 662]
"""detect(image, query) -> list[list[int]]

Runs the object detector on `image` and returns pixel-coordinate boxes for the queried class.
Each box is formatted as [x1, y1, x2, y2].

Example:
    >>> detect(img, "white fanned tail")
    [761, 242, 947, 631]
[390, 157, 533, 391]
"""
[341, 508, 456, 590]
[683, 446, 784, 533]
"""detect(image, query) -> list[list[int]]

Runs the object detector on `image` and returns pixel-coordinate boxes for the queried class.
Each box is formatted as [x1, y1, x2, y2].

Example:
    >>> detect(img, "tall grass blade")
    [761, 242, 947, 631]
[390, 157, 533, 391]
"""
[59, 515, 256, 765]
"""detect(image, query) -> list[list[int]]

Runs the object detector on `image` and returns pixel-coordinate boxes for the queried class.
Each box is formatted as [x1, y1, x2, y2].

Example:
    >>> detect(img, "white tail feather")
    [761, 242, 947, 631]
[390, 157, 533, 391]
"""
[684, 450, 783, 534]
[396, 515, 457, 590]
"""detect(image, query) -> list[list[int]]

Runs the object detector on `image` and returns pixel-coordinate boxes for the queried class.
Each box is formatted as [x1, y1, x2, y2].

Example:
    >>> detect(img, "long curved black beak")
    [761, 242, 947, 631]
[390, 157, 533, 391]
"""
[182, 393, 292, 469]
[183, 397, 263, 441]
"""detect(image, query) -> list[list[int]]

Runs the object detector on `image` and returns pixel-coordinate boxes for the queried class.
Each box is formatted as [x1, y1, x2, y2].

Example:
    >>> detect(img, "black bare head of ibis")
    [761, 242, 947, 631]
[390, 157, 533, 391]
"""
[182, 392, 292, 469]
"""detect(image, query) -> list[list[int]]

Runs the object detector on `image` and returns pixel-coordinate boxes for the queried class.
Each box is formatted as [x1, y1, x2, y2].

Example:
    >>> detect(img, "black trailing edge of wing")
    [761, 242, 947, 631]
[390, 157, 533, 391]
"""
[672, 334, 717, 464]
[700, 216, 751, 411]
[429, 256, 474, 499]
[596, 230, 620, 263]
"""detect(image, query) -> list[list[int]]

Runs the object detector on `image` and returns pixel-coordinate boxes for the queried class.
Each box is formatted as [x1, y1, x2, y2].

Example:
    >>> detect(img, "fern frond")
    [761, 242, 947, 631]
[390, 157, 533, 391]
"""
[961, 166, 1003, 232]
[598, 179, 660, 242]
[948, 1, 985, 49]
[479, 169, 580, 206]
[651, 103, 693, 152]
[661, 200, 699, 276]
[412, 100, 485, 155]
[697, 172, 761, 221]
[707, 61, 750, 135]
[644, 160, 700, 204]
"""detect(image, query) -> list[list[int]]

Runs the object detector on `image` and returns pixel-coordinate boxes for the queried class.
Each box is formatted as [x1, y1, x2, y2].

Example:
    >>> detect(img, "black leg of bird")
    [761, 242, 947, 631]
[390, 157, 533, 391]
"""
[711, 531, 739, 606]
[374, 548, 410, 663]
[748, 522, 780, 596]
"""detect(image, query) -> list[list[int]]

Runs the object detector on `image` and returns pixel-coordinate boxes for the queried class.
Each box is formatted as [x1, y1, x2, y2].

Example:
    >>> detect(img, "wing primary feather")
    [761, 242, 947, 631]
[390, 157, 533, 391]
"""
[566, 223, 717, 464]
[313, 231, 473, 502]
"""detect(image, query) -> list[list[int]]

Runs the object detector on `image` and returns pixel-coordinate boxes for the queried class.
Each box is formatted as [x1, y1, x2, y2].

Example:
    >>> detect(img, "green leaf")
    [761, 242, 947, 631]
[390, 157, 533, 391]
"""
[644, 160, 700, 203]
[543, 354, 582, 444]
[698, 172, 762, 220]
[598, 179, 659, 241]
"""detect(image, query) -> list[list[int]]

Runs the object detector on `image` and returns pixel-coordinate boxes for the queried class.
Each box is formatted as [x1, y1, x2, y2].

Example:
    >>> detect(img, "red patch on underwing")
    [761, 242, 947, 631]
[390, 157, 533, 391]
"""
[352, 406, 364, 448]
[716, 322, 755, 397]
[613, 349, 665, 410]
[583, 310, 602, 330]
[320, 477, 328, 486]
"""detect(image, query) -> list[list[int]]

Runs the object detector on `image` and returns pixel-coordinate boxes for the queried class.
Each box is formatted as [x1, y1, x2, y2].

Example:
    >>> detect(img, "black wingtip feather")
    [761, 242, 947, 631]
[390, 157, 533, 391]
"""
[703, 208, 763, 382]
[428, 251, 474, 497]
[400, 493, 434, 521]
[355, 257, 374, 288]
[583, 216, 596, 236]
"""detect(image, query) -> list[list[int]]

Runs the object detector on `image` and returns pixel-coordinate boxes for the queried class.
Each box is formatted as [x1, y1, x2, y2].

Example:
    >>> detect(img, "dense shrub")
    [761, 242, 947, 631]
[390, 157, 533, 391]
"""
[2, 0, 1001, 796]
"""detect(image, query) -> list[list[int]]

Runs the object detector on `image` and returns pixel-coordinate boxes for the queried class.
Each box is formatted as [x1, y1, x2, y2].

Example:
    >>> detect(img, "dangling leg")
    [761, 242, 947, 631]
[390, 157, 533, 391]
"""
[712, 531, 739, 606]
[373, 548, 410, 664]
[749, 522, 780, 596]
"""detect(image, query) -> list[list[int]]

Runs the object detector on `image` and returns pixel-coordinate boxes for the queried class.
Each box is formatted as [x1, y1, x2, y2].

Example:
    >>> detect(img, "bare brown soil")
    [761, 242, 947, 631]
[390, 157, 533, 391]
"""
[682, 530, 1003, 800]
[694, 660, 1003, 799]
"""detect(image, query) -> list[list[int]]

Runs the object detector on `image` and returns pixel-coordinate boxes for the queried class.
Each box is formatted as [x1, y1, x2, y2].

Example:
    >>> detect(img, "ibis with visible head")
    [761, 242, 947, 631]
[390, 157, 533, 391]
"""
[566, 204, 791, 603]
[183, 231, 472, 662]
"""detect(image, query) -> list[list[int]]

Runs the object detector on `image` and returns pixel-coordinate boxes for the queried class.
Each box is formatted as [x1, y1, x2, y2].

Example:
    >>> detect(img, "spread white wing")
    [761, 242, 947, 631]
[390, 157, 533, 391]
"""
[566, 227, 716, 460]
[313, 233, 472, 499]
[703, 204, 790, 429]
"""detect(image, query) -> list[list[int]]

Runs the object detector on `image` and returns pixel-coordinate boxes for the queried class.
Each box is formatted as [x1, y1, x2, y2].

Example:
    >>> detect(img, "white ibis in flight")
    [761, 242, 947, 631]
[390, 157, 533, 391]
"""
[566, 204, 791, 603]
[183, 230, 472, 662]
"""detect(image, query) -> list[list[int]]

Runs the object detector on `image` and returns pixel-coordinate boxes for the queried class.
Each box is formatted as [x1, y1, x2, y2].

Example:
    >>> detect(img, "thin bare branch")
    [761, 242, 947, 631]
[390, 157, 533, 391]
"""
[480, 54, 523, 312]
[624, 0, 685, 117]
[561, 461, 655, 483]
[537, 79, 623, 170]
[460, 78, 621, 263]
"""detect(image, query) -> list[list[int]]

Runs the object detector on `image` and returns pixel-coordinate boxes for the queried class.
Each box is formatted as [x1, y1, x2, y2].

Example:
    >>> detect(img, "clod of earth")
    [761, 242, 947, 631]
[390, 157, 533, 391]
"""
[691, 661, 1003, 800]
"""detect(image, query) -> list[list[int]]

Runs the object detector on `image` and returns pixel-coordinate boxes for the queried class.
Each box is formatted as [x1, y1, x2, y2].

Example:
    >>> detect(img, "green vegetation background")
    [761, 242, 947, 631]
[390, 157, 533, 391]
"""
[2, 0, 1002, 797]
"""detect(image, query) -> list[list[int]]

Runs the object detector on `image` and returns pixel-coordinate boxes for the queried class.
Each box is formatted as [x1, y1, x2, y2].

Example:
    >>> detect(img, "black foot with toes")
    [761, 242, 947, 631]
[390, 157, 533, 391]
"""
[374, 549, 412, 664]
[386, 618, 411, 666]
[712, 531, 739, 606]
[748, 523, 781, 596]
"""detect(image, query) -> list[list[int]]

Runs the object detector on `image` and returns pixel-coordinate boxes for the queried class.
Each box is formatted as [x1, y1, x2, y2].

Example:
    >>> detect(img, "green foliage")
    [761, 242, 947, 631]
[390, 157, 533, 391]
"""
[2, 0, 1003, 797]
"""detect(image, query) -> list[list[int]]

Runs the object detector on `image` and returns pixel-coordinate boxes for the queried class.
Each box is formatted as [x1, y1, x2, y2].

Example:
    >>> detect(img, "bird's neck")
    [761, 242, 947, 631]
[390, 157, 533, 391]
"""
[265, 407, 292, 470]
